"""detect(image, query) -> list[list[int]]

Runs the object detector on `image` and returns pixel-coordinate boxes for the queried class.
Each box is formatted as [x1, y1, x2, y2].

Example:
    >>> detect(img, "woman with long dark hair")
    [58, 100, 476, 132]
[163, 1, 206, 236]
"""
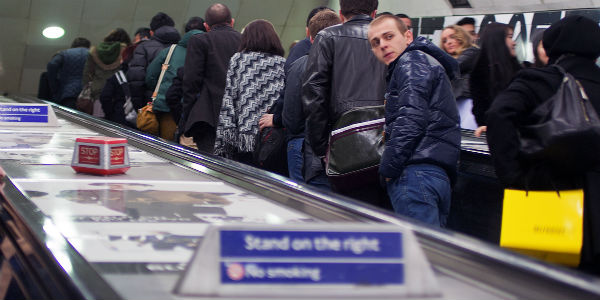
[213, 19, 286, 163]
[470, 22, 521, 134]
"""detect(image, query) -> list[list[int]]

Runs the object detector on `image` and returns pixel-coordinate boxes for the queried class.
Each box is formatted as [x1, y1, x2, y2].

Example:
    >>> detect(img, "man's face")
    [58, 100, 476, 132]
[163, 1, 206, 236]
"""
[460, 24, 477, 40]
[368, 19, 413, 65]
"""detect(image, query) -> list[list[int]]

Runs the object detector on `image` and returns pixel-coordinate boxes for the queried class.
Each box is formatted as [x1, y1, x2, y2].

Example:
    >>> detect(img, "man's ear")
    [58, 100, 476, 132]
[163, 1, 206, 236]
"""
[305, 27, 310, 38]
[371, 10, 377, 18]
[405, 29, 414, 44]
[231, 18, 235, 27]
[150, 30, 154, 36]
[203, 23, 210, 32]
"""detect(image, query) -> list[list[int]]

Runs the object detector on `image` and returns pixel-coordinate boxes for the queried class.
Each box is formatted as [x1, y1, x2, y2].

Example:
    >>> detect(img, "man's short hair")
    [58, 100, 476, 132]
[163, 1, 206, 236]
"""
[370, 14, 408, 34]
[135, 27, 151, 39]
[205, 3, 232, 27]
[456, 17, 476, 26]
[308, 10, 342, 39]
[376, 12, 393, 18]
[339, 0, 378, 18]
[395, 13, 410, 19]
[306, 6, 333, 27]
[185, 16, 206, 32]
[150, 12, 175, 31]
[71, 37, 90, 48]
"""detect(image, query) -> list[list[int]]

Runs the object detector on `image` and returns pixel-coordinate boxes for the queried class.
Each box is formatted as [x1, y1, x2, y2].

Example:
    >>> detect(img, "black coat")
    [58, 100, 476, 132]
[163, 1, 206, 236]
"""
[181, 25, 241, 134]
[99, 73, 127, 126]
[486, 55, 600, 272]
[127, 26, 180, 110]
[302, 14, 387, 157]
[453, 47, 479, 100]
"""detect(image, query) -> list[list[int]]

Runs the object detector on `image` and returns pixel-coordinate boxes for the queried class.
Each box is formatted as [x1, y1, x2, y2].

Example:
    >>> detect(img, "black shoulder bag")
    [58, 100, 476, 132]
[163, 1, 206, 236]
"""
[519, 64, 600, 173]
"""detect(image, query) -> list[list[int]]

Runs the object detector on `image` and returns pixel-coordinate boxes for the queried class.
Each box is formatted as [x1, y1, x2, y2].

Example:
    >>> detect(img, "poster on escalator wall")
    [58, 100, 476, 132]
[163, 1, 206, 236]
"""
[14, 179, 315, 264]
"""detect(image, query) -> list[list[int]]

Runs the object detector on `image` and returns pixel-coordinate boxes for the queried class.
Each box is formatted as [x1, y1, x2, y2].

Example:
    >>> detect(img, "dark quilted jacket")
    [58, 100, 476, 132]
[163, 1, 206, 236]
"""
[46, 47, 88, 100]
[379, 36, 461, 181]
[127, 26, 180, 109]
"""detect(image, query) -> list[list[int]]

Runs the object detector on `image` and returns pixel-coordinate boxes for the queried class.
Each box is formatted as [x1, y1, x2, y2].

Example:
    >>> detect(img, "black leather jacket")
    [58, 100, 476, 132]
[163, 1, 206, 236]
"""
[302, 14, 386, 156]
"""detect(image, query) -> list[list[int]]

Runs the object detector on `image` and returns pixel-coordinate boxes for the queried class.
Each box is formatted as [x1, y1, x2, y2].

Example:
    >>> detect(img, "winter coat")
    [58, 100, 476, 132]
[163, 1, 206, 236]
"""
[379, 36, 461, 181]
[145, 30, 203, 113]
[181, 25, 241, 133]
[127, 26, 180, 110]
[285, 37, 310, 73]
[302, 14, 387, 157]
[81, 43, 125, 102]
[486, 55, 600, 272]
[283, 55, 308, 141]
[46, 47, 88, 101]
[213, 52, 285, 158]
[165, 67, 184, 125]
[99, 63, 129, 126]
[453, 46, 480, 100]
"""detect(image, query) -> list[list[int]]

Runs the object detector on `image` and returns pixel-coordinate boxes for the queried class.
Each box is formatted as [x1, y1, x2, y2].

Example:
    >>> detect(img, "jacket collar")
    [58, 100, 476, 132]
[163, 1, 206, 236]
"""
[210, 24, 235, 32]
[347, 14, 373, 23]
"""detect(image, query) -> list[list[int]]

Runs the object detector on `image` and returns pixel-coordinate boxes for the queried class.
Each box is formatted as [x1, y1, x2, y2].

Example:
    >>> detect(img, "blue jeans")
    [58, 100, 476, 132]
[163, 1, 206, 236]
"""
[386, 164, 451, 227]
[287, 138, 304, 182]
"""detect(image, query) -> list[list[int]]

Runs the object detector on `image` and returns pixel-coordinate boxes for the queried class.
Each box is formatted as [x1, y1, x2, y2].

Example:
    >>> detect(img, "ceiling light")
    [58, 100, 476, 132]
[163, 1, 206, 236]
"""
[43, 26, 65, 39]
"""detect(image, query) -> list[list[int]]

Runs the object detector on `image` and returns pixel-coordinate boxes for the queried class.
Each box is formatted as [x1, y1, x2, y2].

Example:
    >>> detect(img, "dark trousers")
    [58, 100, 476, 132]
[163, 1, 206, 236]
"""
[60, 97, 77, 109]
[190, 123, 216, 154]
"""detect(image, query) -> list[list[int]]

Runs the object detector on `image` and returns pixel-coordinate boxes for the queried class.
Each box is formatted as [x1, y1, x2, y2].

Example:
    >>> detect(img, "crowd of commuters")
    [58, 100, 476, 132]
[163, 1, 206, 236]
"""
[42, 0, 600, 273]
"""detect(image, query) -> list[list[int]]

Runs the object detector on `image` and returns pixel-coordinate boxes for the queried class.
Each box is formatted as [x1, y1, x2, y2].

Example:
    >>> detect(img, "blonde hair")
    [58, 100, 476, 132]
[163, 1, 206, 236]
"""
[440, 25, 473, 57]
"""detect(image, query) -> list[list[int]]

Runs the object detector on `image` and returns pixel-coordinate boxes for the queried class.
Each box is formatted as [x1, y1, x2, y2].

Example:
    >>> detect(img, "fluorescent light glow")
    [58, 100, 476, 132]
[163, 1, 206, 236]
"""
[43, 26, 65, 39]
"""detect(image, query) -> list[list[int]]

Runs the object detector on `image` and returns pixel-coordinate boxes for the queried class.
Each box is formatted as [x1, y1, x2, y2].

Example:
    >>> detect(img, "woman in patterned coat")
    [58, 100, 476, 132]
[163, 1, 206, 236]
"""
[213, 19, 286, 163]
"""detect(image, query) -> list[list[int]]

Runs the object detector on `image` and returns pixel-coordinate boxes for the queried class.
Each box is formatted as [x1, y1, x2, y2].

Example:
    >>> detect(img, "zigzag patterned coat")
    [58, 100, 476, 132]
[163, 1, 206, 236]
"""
[214, 52, 285, 158]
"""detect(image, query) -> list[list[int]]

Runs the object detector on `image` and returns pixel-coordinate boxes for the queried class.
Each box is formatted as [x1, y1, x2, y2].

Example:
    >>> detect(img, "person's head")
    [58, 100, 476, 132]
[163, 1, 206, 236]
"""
[530, 29, 548, 67]
[339, 0, 378, 20]
[304, 6, 334, 37]
[368, 14, 413, 65]
[543, 15, 600, 64]
[204, 3, 234, 30]
[475, 22, 520, 97]
[375, 12, 393, 18]
[185, 16, 206, 33]
[239, 19, 284, 57]
[308, 10, 342, 42]
[395, 13, 412, 31]
[104, 28, 131, 45]
[440, 25, 472, 58]
[134, 27, 151, 43]
[150, 12, 175, 32]
[456, 17, 477, 40]
[479, 22, 515, 58]
[71, 37, 90, 48]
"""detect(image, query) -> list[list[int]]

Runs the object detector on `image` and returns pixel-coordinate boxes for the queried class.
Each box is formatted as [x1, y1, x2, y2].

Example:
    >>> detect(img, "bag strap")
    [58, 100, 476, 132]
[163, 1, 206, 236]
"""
[151, 44, 177, 102]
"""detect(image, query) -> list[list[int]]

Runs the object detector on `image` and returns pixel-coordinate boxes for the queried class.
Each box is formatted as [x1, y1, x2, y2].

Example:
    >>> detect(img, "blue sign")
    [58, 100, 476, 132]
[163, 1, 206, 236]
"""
[0, 105, 49, 123]
[220, 230, 403, 258]
[221, 262, 404, 284]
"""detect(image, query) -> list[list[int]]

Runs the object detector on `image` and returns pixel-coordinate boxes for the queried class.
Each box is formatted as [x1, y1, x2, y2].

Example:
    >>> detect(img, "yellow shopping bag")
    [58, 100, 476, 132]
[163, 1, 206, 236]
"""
[500, 189, 584, 266]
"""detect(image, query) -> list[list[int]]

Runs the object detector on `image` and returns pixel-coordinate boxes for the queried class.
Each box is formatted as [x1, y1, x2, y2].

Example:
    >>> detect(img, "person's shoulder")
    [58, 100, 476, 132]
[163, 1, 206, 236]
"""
[315, 24, 343, 38]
